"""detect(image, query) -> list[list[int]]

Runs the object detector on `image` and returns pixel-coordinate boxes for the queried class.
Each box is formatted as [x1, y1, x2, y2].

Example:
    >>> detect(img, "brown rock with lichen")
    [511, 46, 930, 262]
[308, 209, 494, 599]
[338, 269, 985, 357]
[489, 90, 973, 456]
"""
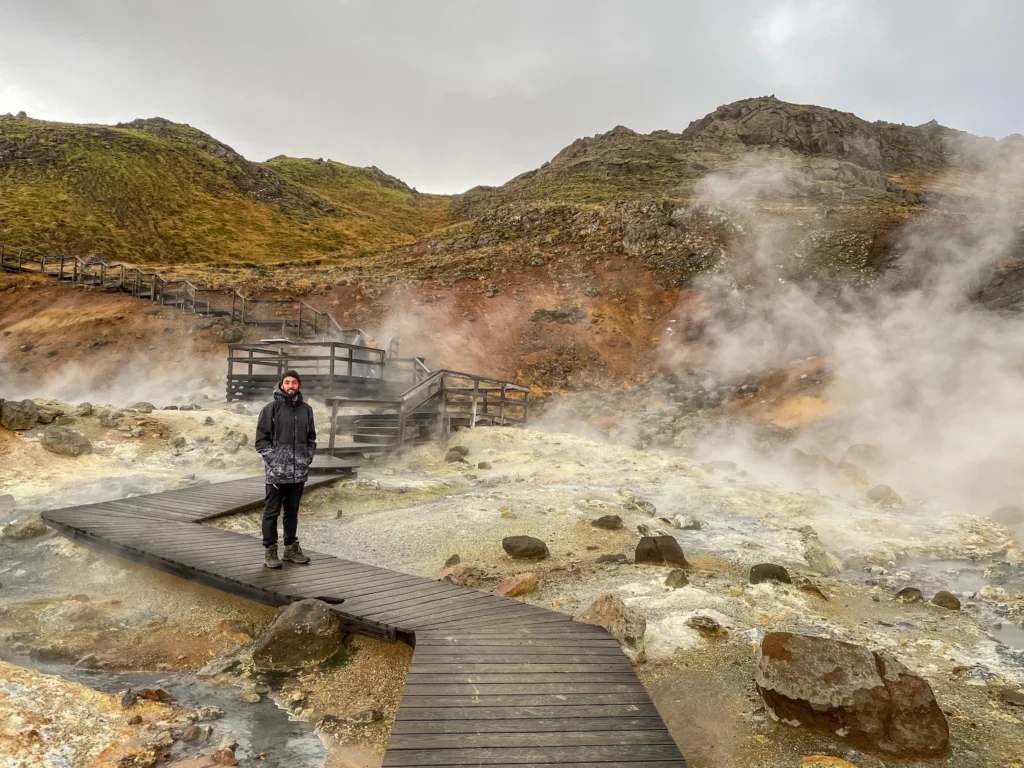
[755, 632, 949, 758]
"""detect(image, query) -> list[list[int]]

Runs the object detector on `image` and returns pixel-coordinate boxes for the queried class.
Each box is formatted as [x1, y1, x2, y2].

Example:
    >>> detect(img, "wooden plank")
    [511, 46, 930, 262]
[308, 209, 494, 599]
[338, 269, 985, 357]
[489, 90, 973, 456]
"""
[390, 716, 668, 735]
[386, 729, 676, 749]
[380, 744, 684, 765]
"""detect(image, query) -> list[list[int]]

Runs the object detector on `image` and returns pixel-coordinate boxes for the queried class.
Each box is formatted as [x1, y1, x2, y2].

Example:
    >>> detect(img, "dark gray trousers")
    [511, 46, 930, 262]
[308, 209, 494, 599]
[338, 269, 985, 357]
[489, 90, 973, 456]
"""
[262, 482, 304, 548]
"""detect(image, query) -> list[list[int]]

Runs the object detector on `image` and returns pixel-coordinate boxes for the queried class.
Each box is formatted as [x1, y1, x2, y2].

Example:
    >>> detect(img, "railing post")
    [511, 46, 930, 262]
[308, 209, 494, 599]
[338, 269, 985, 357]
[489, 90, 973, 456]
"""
[439, 375, 449, 437]
[499, 383, 506, 426]
[240, 296, 247, 324]
[398, 402, 407, 449]
[40, 254, 46, 273]
[470, 380, 479, 429]
[297, 304, 303, 340]
[329, 400, 339, 455]
[523, 391, 530, 426]
[18, 248, 24, 269]
[348, 347, 353, 377]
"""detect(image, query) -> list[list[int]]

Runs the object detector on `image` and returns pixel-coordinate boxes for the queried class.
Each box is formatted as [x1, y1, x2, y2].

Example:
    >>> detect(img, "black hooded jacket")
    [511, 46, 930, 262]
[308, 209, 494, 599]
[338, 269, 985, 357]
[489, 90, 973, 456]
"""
[255, 387, 317, 484]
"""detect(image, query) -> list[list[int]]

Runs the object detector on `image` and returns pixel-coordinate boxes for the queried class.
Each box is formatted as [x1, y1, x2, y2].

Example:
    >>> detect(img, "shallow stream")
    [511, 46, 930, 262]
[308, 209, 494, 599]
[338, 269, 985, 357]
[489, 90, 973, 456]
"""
[4, 654, 326, 767]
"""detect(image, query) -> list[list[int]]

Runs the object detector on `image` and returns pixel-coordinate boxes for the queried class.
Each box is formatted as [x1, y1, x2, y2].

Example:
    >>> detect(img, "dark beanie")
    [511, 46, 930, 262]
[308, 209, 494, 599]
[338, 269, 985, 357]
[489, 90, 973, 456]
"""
[281, 369, 302, 387]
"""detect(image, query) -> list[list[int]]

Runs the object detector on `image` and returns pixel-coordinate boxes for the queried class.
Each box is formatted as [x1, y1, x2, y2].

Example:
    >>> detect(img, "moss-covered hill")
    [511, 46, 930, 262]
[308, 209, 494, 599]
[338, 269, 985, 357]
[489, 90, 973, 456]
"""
[0, 115, 449, 264]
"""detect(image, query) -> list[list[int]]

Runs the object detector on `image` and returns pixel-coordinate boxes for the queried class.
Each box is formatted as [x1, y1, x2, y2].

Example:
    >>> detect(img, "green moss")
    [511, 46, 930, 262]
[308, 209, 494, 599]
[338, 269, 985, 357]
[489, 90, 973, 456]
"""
[0, 116, 449, 264]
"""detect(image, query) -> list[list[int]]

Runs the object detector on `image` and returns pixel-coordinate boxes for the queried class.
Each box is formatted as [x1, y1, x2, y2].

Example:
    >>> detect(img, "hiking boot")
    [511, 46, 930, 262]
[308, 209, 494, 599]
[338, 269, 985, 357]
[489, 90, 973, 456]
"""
[283, 542, 310, 564]
[264, 546, 282, 569]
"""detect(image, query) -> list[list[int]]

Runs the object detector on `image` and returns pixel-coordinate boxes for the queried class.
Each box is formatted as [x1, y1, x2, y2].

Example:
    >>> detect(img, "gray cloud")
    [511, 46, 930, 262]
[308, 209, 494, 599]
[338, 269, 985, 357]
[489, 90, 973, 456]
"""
[1, 0, 1022, 193]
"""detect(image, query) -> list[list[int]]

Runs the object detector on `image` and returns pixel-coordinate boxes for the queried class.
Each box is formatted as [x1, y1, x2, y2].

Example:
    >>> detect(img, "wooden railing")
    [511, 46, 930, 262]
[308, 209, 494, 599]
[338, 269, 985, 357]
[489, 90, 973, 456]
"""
[226, 341, 391, 401]
[326, 369, 530, 452]
[0, 243, 365, 343]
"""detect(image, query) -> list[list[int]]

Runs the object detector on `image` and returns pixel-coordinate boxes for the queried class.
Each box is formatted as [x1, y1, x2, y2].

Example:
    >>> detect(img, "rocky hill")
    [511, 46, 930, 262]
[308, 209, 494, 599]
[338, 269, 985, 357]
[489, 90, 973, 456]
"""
[0, 114, 449, 264]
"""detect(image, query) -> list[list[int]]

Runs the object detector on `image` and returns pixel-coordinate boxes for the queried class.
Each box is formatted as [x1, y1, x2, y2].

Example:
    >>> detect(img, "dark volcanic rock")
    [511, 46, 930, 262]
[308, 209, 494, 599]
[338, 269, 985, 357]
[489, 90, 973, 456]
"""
[634, 535, 688, 567]
[502, 535, 549, 560]
[40, 425, 92, 456]
[596, 553, 629, 564]
[755, 632, 949, 758]
[664, 569, 689, 588]
[592, 515, 623, 530]
[931, 591, 960, 610]
[252, 599, 343, 671]
[1, 399, 38, 430]
[750, 563, 792, 584]
[895, 587, 924, 604]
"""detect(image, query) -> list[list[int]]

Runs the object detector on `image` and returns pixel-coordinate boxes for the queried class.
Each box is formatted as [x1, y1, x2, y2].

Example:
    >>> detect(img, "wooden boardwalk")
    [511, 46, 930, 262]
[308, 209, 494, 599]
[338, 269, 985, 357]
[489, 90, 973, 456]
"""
[41, 477, 687, 767]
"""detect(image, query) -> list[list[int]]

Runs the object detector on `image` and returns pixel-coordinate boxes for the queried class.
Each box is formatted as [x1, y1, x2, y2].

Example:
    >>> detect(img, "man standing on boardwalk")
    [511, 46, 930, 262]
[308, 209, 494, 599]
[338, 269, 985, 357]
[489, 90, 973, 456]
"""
[255, 370, 315, 569]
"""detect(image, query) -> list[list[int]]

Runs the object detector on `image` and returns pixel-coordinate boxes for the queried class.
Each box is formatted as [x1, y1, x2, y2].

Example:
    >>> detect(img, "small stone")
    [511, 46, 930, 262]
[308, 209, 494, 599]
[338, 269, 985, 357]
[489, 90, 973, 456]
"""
[137, 687, 174, 702]
[204, 416, 214, 425]
[592, 515, 623, 530]
[182, 725, 202, 742]
[194, 705, 224, 721]
[2, 517, 48, 539]
[128, 401, 155, 413]
[221, 327, 244, 343]
[686, 614, 725, 635]
[252, 599, 343, 671]
[450, 445, 470, 456]
[675, 515, 703, 530]
[163, 405, 179, 410]
[75, 402, 93, 416]
[634, 536, 688, 567]
[440, 563, 492, 587]
[169, 436, 187, 448]
[215, 735, 238, 753]
[445, 449, 466, 463]
[443, 554, 461, 568]
[930, 591, 960, 610]
[596, 553, 629, 564]
[799, 581, 829, 600]
[895, 587, 924, 603]
[502, 535, 549, 560]
[622, 493, 657, 516]
[664, 569, 689, 589]
[127, 715, 143, 725]
[213, 749, 239, 766]
[999, 687, 1024, 707]
[238, 690, 261, 703]
[750, 563, 791, 584]
[345, 708, 383, 724]
[120, 689, 138, 708]
[496, 572, 538, 597]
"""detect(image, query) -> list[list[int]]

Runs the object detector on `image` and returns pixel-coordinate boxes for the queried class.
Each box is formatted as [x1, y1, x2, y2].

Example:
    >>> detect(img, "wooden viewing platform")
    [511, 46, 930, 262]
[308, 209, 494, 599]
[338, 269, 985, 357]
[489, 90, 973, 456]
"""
[41, 477, 688, 766]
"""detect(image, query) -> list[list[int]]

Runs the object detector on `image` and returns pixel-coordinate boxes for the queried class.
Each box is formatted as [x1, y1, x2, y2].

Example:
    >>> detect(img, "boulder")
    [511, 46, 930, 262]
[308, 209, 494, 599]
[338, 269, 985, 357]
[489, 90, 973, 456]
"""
[592, 515, 623, 530]
[686, 614, 726, 636]
[502, 535, 549, 560]
[867, 484, 902, 507]
[75, 402, 93, 416]
[1, 399, 38, 430]
[931, 591, 960, 611]
[634, 535, 688, 567]
[895, 587, 924, 603]
[449, 445, 470, 457]
[251, 599, 343, 671]
[573, 594, 646, 661]
[128, 401, 155, 413]
[799, 526, 842, 576]
[444, 449, 466, 463]
[41, 426, 92, 457]
[664, 569, 689, 588]
[675, 515, 703, 530]
[750, 563, 792, 584]
[495, 572, 538, 597]
[755, 632, 949, 758]
[221, 327, 244, 343]
[621, 492, 657, 516]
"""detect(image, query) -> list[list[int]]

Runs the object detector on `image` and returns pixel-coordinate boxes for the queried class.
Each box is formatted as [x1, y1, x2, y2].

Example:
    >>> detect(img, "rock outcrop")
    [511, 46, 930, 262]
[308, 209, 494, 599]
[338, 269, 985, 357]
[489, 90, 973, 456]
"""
[755, 632, 949, 758]
[573, 594, 646, 662]
[251, 599, 343, 671]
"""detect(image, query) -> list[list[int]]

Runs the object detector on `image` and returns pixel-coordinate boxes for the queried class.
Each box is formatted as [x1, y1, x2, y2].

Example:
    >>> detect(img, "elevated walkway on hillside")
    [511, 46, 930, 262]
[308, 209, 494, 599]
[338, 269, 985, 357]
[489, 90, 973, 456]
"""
[42, 476, 688, 767]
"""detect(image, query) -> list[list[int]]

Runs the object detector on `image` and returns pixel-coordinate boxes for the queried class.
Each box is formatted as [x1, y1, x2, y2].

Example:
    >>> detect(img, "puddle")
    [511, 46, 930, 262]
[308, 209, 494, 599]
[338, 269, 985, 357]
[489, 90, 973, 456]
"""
[4, 654, 326, 767]
[992, 622, 1024, 650]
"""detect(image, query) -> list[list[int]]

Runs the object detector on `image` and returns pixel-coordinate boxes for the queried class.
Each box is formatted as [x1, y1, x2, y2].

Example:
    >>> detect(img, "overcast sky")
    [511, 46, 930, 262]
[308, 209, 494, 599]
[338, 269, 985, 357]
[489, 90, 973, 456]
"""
[1, 1, 1022, 194]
